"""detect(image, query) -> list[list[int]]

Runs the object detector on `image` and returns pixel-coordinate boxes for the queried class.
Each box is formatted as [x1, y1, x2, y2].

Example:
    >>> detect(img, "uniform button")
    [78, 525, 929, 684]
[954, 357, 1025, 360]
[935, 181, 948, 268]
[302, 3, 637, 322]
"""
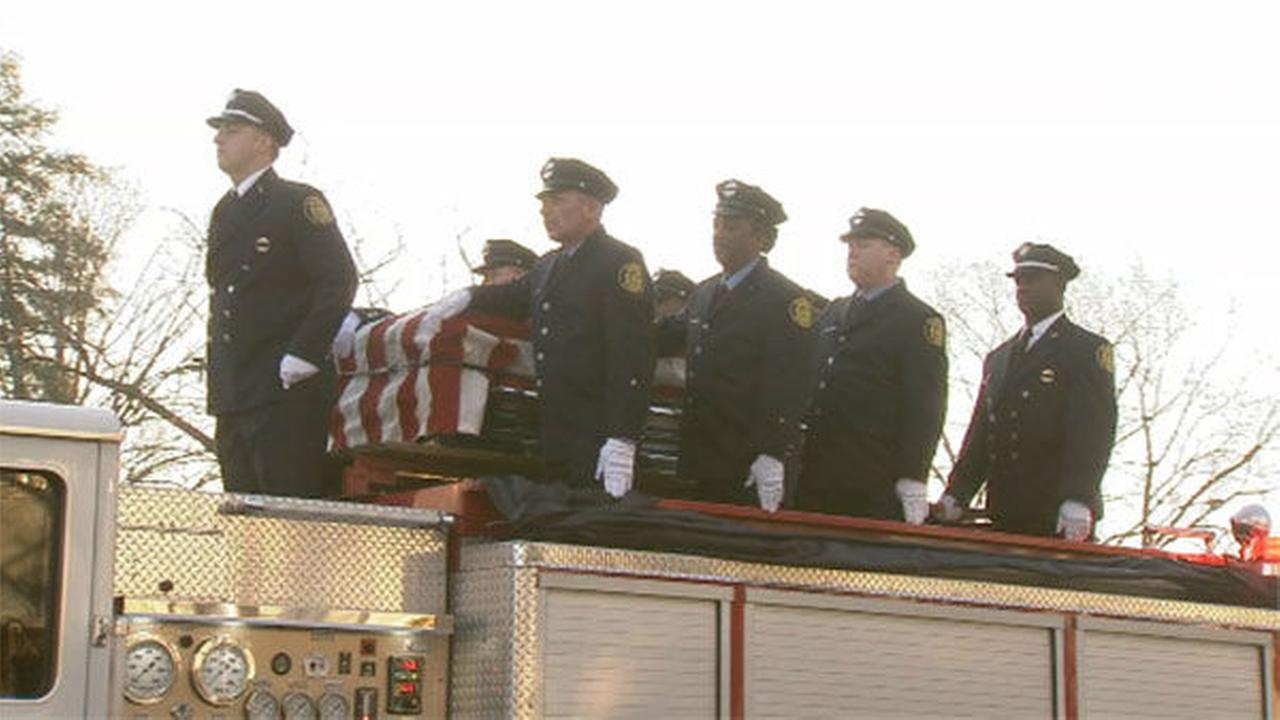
[702, 322, 711, 329]
[1011, 432, 1019, 441]
[221, 333, 231, 342]
[536, 351, 544, 361]
[1010, 451, 1020, 460]
[240, 264, 250, 272]
[222, 310, 231, 318]
[1010, 411, 1018, 419]
[541, 301, 551, 311]
[838, 335, 847, 343]
[818, 381, 827, 390]
[540, 327, 549, 336]
[1022, 390, 1030, 399]
[226, 284, 235, 294]
[827, 357, 834, 366]
[988, 413, 996, 423]
[535, 378, 543, 388]
[694, 346, 703, 355]
[629, 378, 638, 387]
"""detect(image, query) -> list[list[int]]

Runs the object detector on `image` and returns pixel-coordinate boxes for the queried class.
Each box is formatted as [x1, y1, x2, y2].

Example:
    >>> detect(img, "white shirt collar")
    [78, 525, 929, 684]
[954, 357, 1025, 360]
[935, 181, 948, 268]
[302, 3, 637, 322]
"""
[722, 257, 761, 290]
[235, 165, 271, 197]
[1024, 309, 1065, 349]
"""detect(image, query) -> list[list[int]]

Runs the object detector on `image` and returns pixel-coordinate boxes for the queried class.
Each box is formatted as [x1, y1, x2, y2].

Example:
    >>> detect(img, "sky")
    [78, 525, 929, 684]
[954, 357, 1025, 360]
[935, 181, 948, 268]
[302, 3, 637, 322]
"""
[3, 1, 1277, 530]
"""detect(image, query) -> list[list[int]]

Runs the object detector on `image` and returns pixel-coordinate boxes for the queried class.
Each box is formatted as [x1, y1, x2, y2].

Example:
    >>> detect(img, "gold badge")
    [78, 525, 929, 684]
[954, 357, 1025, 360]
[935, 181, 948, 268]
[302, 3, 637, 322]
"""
[1096, 343, 1115, 373]
[255, 236, 271, 253]
[303, 195, 334, 225]
[923, 316, 946, 348]
[1040, 368, 1056, 384]
[788, 296, 814, 329]
[617, 262, 645, 294]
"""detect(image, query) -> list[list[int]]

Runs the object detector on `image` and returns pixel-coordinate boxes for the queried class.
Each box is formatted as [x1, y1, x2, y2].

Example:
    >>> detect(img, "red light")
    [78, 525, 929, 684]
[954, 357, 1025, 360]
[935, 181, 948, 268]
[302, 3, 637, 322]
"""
[401, 658, 419, 671]
[398, 682, 417, 695]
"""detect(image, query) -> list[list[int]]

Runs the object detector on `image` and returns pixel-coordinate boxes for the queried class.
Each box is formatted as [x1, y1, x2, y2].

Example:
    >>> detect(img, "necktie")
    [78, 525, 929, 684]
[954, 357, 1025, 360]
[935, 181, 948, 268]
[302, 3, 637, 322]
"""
[710, 282, 729, 312]
[1009, 328, 1031, 370]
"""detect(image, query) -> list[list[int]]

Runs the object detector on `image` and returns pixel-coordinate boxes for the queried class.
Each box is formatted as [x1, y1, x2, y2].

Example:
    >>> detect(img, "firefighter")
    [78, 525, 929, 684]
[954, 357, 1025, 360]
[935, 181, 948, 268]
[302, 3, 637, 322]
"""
[655, 180, 815, 511]
[204, 89, 357, 497]
[653, 268, 696, 319]
[936, 243, 1117, 541]
[426, 158, 655, 495]
[473, 238, 539, 286]
[795, 208, 947, 523]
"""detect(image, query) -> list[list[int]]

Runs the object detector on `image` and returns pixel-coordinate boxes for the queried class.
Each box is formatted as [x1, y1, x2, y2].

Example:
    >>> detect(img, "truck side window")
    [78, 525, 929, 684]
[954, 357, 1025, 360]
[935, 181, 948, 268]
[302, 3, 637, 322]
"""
[0, 469, 65, 699]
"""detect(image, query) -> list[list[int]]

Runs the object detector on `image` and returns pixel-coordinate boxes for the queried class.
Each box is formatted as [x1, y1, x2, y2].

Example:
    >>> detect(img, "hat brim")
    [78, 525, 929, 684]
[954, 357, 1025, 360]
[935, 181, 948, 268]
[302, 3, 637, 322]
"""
[206, 112, 262, 130]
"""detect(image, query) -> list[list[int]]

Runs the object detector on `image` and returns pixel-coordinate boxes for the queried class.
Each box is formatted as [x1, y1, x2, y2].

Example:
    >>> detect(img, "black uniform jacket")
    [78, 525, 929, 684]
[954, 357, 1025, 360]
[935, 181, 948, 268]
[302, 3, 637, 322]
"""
[797, 281, 948, 518]
[469, 229, 656, 472]
[206, 169, 357, 415]
[946, 315, 1116, 535]
[656, 258, 816, 487]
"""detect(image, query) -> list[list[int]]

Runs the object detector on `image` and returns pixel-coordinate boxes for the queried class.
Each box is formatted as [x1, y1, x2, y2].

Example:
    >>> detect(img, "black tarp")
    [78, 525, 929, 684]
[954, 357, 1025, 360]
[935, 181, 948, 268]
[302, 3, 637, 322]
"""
[480, 475, 1278, 610]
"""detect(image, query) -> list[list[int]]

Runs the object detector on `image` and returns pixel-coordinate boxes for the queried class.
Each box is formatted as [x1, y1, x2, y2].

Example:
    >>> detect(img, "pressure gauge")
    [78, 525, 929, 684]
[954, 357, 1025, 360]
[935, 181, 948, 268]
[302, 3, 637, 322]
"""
[122, 634, 180, 704]
[244, 689, 282, 720]
[317, 692, 350, 720]
[282, 691, 317, 719]
[190, 635, 255, 705]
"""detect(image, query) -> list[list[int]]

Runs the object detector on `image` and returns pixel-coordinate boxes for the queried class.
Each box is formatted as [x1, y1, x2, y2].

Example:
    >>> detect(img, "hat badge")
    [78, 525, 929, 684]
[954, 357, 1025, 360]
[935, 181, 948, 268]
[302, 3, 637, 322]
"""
[541, 161, 556, 180]
[721, 180, 739, 198]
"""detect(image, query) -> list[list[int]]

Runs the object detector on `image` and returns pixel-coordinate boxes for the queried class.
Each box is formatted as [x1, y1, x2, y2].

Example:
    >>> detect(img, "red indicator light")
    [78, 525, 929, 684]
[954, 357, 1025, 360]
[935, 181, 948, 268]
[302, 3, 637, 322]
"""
[401, 658, 419, 671]
[398, 682, 417, 695]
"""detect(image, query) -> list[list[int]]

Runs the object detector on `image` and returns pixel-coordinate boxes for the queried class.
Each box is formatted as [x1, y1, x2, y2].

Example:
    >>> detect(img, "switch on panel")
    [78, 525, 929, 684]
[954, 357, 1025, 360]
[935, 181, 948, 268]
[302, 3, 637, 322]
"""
[386, 654, 425, 714]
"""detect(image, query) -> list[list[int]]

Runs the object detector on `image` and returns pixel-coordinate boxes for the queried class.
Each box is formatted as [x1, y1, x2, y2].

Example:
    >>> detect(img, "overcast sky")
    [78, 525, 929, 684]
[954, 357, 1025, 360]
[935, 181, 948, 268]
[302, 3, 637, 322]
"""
[4, 2, 1277, 523]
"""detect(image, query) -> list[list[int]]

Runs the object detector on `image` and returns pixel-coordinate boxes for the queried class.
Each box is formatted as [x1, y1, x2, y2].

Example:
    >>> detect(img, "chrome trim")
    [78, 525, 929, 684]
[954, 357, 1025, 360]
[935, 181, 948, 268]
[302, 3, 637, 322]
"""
[118, 598, 453, 634]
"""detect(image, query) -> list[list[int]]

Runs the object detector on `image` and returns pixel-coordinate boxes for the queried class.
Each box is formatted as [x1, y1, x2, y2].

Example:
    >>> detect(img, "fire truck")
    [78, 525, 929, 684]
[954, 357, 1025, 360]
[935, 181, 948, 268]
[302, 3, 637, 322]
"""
[1, 310, 1277, 719]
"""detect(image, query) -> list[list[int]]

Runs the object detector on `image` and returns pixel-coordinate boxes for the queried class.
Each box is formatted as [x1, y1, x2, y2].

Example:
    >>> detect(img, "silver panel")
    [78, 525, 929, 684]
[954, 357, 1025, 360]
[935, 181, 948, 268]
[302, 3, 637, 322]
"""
[465, 540, 1280, 631]
[450, 565, 541, 719]
[114, 486, 448, 614]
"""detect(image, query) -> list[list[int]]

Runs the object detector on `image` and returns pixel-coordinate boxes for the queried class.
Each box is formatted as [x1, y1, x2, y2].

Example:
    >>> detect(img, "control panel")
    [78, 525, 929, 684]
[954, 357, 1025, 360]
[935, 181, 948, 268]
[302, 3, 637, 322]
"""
[112, 617, 447, 719]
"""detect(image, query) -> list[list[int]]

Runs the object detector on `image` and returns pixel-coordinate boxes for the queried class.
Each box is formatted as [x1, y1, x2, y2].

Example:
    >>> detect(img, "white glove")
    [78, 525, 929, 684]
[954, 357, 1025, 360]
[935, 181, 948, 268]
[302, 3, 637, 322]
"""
[429, 288, 472, 324]
[279, 353, 320, 389]
[935, 493, 964, 522]
[331, 311, 361, 360]
[895, 478, 928, 525]
[1057, 500, 1093, 542]
[594, 438, 636, 498]
[745, 454, 784, 512]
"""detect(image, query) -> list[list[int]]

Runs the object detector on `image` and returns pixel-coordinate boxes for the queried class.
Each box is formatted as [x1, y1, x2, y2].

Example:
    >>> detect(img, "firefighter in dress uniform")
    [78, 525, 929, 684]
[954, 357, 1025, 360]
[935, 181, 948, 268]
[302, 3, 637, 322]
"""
[655, 180, 816, 511]
[795, 208, 948, 524]
[936, 243, 1116, 541]
[653, 268, 696, 319]
[426, 158, 656, 495]
[205, 89, 357, 497]
[474, 238, 539, 286]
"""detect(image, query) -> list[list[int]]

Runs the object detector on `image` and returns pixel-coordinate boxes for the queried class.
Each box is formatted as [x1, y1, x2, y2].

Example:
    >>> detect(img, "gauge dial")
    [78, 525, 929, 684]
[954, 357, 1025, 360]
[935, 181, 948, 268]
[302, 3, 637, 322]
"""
[123, 634, 180, 704]
[190, 636, 254, 705]
[282, 692, 317, 720]
[317, 692, 350, 720]
[244, 689, 281, 720]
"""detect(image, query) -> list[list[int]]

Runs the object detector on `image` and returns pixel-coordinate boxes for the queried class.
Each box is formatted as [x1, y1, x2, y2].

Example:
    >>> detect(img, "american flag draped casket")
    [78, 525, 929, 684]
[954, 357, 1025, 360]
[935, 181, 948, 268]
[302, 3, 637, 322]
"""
[329, 300, 686, 456]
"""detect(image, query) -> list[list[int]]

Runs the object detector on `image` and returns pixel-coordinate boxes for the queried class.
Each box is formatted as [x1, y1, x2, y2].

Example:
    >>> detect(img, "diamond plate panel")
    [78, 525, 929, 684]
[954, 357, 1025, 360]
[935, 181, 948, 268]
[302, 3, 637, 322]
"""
[114, 486, 448, 614]
[450, 564, 541, 720]
[471, 541, 1279, 631]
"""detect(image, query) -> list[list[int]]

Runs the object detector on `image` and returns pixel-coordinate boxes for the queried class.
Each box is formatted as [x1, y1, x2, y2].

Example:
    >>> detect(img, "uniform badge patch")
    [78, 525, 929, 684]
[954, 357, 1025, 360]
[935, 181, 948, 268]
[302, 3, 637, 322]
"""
[617, 262, 645, 294]
[255, 236, 271, 253]
[303, 195, 334, 225]
[788, 296, 814, 329]
[923, 316, 946, 348]
[1096, 343, 1115, 373]
[1040, 368, 1056, 384]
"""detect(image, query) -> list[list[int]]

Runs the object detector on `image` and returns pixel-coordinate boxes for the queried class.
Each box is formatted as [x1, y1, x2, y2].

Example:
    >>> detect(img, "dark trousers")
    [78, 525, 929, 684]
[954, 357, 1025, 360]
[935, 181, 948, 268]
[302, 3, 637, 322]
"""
[215, 398, 334, 498]
[541, 432, 606, 490]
